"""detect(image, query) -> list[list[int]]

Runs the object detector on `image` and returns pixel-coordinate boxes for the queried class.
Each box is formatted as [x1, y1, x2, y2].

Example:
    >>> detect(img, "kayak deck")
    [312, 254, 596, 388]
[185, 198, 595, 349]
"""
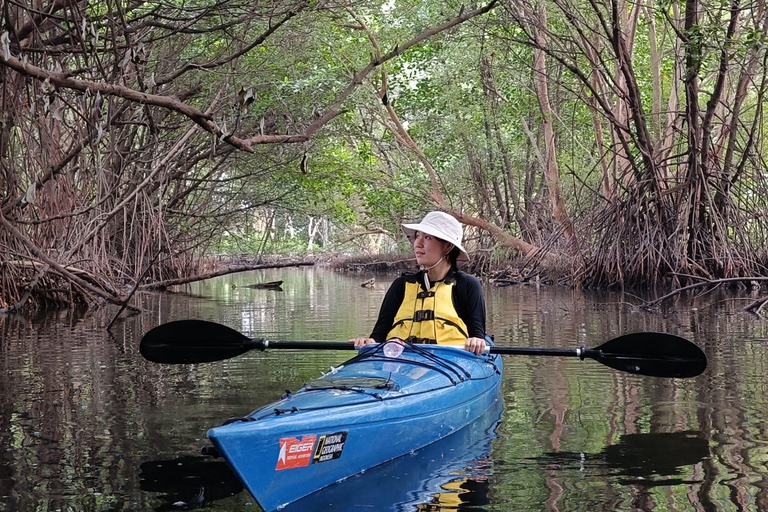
[208, 342, 502, 512]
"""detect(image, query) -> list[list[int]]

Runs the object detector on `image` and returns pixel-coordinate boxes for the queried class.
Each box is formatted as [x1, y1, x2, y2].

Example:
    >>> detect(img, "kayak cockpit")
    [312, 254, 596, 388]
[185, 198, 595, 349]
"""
[228, 343, 498, 423]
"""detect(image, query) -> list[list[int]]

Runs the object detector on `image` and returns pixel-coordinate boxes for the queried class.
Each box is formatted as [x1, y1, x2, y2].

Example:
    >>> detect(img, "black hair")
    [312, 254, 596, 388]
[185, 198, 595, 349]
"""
[448, 246, 460, 269]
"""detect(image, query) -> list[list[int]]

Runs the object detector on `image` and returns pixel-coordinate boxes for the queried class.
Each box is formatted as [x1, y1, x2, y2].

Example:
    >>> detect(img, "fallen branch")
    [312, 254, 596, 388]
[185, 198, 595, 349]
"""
[107, 252, 161, 331]
[648, 276, 768, 307]
[141, 261, 314, 290]
[743, 295, 768, 316]
[5, 260, 104, 284]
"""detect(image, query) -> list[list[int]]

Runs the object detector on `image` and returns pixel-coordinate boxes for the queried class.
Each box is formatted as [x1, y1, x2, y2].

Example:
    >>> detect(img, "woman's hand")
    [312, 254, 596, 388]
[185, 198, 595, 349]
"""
[348, 337, 376, 349]
[465, 337, 487, 355]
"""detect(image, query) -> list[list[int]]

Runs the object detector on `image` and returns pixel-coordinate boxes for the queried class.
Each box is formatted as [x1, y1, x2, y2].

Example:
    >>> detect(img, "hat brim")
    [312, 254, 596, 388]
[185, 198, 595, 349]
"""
[401, 223, 469, 261]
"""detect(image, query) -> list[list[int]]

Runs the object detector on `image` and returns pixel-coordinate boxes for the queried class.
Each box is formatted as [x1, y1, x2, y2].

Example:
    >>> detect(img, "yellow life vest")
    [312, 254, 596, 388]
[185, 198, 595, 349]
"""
[386, 279, 468, 346]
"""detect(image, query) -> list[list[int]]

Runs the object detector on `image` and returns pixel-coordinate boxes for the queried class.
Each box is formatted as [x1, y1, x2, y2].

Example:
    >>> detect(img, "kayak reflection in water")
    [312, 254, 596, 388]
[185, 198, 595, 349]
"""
[349, 211, 489, 356]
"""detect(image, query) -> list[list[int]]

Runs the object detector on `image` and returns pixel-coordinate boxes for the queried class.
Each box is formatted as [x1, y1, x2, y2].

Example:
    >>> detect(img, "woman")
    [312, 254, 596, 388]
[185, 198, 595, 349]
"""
[349, 211, 488, 355]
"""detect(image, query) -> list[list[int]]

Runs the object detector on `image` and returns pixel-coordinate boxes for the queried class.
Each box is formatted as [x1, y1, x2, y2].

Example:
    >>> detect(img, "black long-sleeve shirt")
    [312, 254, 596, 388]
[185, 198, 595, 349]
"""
[369, 269, 486, 342]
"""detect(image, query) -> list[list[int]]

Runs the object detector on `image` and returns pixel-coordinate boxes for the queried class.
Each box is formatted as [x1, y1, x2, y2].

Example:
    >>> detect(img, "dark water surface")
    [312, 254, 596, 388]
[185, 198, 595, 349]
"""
[2, 267, 768, 511]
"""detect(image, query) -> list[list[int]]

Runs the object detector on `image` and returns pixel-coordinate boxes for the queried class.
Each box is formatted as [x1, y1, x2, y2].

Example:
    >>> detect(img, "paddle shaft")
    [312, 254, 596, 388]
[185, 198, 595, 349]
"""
[253, 341, 595, 358]
[490, 346, 597, 358]
[244, 339, 705, 378]
[259, 340, 356, 350]
[139, 320, 707, 377]
[249, 343, 683, 365]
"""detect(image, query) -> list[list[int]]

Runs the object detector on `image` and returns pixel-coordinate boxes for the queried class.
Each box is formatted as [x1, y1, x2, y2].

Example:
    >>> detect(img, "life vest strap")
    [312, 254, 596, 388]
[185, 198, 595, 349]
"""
[405, 336, 437, 344]
[437, 318, 469, 339]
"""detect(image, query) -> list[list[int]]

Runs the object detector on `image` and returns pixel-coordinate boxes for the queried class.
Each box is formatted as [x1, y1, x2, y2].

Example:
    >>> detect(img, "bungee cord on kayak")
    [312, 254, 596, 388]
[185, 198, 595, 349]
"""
[346, 341, 477, 383]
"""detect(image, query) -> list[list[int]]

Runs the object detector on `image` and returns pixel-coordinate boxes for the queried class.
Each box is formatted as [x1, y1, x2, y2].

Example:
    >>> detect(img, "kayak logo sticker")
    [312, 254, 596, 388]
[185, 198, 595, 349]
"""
[275, 435, 318, 471]
[312, 431, 347, 464]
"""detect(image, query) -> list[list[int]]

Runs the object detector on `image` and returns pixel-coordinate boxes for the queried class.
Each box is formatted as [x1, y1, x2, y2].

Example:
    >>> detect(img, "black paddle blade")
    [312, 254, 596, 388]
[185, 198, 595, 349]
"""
[592, 332, 707, 378]
[140, 320, 259, 364]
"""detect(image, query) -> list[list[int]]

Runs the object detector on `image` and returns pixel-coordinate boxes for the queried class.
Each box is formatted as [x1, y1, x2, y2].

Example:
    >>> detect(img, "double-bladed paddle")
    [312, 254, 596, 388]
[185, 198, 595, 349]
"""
[139, 320, 707, 378]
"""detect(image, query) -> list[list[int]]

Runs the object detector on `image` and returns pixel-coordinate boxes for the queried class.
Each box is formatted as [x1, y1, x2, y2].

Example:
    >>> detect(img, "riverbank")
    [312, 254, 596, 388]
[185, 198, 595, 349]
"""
[201, 251, 565, 287]
[324, 252, 562, 286]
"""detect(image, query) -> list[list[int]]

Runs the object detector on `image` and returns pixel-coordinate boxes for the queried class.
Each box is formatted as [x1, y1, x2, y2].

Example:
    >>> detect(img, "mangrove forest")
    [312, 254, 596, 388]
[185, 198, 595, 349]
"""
[3, 0, 768, 312]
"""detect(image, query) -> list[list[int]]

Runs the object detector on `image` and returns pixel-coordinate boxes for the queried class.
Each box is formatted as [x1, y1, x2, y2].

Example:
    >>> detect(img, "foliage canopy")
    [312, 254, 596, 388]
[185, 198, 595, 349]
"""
[2, 0, 768, 310]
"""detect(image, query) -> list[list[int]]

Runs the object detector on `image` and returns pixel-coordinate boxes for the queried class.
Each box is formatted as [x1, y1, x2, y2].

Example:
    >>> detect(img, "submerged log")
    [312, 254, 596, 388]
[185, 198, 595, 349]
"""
[244, 280, 283, 290]
[360, 278, 375, 288]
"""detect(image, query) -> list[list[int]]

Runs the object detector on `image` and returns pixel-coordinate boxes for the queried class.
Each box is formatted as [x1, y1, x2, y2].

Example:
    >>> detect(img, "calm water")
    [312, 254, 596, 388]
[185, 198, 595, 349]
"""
[2, 267, 768, 511]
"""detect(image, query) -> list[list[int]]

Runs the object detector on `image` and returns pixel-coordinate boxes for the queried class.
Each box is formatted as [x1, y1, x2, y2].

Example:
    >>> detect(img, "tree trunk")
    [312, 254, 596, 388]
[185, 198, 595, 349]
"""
[532, 1, 575, 242]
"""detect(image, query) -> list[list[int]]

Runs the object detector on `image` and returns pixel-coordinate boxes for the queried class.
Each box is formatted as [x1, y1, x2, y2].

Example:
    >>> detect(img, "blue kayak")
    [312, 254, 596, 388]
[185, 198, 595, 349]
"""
[278, 397, 503, 511]
[207, 341, 503, 512]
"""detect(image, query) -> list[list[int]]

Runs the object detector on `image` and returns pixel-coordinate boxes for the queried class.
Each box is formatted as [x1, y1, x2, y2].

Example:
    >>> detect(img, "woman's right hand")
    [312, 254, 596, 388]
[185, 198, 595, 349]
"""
[348, 337, 376, 349]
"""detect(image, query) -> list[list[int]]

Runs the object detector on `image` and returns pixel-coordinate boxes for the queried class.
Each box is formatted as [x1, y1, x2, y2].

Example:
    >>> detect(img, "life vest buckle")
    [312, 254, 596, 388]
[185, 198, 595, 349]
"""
[412, 310, 435, 322]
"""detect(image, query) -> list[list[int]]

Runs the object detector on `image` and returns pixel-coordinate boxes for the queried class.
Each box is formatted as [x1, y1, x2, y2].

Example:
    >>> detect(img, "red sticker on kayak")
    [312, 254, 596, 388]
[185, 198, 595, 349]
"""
[275, 435, 318, 471]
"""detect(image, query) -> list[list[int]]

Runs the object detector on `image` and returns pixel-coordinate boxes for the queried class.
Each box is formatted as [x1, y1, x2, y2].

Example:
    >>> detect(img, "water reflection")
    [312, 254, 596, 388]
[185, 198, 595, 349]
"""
[603, 431, 709, 486]
[528, 431, 709, 487]
[139, 456, 243, 511]
[417, 478, 491, 511]
[3, 268, 768, 511]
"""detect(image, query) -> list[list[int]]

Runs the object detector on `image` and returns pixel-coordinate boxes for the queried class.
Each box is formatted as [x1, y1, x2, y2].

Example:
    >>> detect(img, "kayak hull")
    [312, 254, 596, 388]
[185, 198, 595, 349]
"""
[208, 343, 502, 512]
[278, 396, 503, 511]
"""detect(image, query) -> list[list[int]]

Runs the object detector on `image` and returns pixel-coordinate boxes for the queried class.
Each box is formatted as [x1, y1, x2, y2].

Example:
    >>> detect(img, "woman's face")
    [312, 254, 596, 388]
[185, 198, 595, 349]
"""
[411, 231, 452, 267]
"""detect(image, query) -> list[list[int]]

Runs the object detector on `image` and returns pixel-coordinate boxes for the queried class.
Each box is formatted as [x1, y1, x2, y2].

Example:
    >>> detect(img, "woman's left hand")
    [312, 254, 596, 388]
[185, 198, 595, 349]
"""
[465, 337, 487, 355]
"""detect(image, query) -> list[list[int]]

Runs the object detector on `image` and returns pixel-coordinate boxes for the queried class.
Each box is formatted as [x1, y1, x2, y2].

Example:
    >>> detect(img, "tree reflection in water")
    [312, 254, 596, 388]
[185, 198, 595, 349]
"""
[525, 431, 709, 487]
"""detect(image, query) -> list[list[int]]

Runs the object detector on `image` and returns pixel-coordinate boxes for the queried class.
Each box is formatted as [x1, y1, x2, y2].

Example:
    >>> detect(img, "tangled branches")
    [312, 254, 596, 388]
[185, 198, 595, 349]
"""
[0, 0, 500, 312]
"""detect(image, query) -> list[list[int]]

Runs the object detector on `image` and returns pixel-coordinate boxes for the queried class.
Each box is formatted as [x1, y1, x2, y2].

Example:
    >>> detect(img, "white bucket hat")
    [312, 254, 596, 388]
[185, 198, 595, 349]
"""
[401, 211, 469, 261]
